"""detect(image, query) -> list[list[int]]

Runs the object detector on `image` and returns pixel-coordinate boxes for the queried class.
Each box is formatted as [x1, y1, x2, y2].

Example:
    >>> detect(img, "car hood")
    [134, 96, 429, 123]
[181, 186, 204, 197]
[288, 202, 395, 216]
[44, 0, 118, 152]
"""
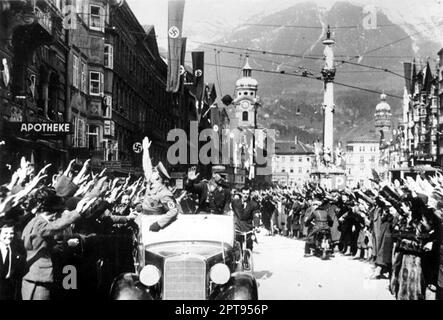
[146, 241, 231, 259]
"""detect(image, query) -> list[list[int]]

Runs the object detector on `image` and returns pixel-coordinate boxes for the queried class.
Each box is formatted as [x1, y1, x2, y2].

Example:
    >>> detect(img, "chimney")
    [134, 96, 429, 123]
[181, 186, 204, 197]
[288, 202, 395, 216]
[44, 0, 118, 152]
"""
[294, 136, 298, 145]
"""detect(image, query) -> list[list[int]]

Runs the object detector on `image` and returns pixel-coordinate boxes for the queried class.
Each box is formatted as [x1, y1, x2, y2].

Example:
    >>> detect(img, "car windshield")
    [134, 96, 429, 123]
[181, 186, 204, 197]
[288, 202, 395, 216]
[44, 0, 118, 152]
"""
[138, 214, 234, 247]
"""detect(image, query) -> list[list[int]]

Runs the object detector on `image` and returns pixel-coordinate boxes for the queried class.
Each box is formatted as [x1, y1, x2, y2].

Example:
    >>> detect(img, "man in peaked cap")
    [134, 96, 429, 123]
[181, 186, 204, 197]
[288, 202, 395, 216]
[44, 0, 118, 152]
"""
[155, 161, 171, 181]
[142, 137, 181, 232]
[185, 167, 231, 215]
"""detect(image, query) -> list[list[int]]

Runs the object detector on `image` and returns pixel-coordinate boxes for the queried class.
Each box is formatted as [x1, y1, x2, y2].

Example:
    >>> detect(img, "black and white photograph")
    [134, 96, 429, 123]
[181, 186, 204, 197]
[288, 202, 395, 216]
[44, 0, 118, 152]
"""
[0, 0, 443, 305]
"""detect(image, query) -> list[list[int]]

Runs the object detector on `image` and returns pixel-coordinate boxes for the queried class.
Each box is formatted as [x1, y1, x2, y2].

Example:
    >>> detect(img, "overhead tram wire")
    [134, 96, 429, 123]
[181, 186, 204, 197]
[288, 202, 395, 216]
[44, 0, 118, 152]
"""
[189, 40, 429, 62]
[180, 58, 403, 100]
[195, 43, 407, 80]
[338, 60, 408, 79]
[188, 40, 417, 78]
[242, 21, 439, 29]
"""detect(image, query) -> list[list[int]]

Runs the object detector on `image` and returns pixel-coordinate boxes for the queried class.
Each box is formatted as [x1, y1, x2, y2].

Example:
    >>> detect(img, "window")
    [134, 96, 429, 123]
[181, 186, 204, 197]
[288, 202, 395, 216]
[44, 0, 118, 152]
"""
[299, 157, 302, 162]
[72, 55, 79, 88]
[298, 167, 302, 173]
[81, 61, 87, 93]
[242, 111, 248, 121]
[290, 169, 294, 173]
[290, 156, 295, 162]
[89, 71, 103, 96]
[89, 5, 104, 32]
[360, 156, 364, 163]
[87, 125, 100, 150]
[104, 44, 113, 69]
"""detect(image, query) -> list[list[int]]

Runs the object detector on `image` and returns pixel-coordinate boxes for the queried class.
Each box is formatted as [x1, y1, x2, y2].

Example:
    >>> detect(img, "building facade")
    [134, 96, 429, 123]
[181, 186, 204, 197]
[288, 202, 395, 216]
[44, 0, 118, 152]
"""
[345, 136, 380, 187]
[271, 139, 314, 186]
[403, 60, 438, 166]
[437, 49, 443, 168]
[108, 2, 183, 173]
[0, 0, 195, 181]
[0, 0, 68, 182]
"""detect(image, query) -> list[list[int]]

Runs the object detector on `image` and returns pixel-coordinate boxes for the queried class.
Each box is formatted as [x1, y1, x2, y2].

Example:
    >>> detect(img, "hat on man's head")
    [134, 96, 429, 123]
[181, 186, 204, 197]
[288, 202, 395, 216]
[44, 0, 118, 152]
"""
[34, 187, 66, 212]
[155, 162, 170, 181]
[54, 175, 79, 198]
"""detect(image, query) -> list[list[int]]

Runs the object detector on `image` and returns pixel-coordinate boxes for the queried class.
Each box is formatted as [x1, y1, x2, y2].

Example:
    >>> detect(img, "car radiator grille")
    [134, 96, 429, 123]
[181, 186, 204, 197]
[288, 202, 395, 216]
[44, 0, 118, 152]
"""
[163, 255, 206, 300]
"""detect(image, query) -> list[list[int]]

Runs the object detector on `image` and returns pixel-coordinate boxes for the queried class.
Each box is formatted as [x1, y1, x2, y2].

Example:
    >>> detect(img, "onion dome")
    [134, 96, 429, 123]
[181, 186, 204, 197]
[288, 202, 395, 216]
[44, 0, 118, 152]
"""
[235, 56, 258, 89]
[375, 93, 391, 112]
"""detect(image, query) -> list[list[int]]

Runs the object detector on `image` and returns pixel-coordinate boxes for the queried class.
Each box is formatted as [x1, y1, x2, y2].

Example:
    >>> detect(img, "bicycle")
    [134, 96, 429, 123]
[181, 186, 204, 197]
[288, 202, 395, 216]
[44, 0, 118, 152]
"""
[234, 229, 256, 272]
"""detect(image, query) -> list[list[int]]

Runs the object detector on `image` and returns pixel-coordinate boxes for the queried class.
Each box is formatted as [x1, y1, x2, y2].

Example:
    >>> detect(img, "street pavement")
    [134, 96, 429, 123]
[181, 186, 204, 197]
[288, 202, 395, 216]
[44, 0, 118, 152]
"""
[253, 230, 394, 300]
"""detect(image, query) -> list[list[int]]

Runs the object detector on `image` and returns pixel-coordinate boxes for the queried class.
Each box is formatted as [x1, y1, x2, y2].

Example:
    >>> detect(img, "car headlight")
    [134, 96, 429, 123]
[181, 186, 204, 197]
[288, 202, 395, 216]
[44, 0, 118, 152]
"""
[209, 263, 231, 285]
[139, 265, 161, 287]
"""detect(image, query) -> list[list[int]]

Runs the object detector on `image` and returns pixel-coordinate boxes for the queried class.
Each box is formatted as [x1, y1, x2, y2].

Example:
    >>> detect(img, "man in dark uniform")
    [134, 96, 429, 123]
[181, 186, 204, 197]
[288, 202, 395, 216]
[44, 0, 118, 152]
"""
[185, 167, 231, 215]
[142, 137, 180, 231]
[304, 193, 334, 257]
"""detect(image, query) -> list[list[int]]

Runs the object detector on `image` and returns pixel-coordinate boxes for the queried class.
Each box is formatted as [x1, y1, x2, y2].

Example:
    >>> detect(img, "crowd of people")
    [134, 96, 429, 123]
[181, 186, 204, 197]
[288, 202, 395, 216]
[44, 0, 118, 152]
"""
[253, 176, 443, 300]
[0, 136, 182, 300]
[0, 136, 442, 300]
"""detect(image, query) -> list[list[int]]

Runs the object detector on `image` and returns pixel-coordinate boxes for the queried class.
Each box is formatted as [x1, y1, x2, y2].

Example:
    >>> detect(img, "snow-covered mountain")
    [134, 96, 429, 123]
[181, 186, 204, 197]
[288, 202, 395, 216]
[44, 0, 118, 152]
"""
[195, 0, 443, 142]
[128, 0, 443, 142]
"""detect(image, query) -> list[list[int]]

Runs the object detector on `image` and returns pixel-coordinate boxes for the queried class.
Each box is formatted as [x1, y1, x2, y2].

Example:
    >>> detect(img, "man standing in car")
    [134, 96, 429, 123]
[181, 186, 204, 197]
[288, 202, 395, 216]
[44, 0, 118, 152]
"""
[232, 187, 260, 251]
[185, 167, 231, 215]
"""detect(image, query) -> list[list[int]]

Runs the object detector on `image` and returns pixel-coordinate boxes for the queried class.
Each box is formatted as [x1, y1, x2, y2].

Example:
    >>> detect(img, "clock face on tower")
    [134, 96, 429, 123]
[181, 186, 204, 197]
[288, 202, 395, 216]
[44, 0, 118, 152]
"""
[241, 101, 250, 110]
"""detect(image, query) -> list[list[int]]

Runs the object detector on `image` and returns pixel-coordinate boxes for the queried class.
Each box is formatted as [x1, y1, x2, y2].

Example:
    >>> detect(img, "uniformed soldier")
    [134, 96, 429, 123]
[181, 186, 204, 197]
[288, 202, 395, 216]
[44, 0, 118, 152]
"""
[141, 137, 180, 232]
[185, 167, 231, 215]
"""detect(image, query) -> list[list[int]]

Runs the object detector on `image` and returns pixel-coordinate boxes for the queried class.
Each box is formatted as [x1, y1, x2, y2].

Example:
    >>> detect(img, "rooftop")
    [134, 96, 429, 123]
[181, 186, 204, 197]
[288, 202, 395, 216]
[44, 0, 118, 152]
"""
[347, 132, 379, 144]
[274, 140, 314, 155]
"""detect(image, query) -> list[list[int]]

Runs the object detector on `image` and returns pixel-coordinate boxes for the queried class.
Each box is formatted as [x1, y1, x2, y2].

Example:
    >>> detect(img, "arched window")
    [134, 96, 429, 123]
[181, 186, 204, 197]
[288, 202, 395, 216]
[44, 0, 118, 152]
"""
[242, 111, 248, 121]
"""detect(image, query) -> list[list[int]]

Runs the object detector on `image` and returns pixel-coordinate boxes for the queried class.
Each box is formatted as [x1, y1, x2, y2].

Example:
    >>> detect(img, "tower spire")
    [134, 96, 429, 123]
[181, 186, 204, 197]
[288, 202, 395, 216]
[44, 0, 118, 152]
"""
[242, 54, 252, 77]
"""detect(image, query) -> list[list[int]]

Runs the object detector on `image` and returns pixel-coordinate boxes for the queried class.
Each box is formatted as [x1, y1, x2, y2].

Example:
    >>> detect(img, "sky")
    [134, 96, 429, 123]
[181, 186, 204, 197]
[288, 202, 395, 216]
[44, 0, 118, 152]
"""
[126, 0, 443, 50]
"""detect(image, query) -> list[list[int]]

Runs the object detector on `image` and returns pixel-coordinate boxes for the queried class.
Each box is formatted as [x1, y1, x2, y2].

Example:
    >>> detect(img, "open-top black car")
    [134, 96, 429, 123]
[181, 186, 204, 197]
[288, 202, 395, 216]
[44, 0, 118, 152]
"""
[110, 214, 258, 300]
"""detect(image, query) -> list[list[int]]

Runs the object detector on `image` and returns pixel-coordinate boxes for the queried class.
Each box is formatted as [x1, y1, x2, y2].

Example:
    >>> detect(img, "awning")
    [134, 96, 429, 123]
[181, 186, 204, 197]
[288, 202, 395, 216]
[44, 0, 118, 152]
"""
[13, 136, 68, 153]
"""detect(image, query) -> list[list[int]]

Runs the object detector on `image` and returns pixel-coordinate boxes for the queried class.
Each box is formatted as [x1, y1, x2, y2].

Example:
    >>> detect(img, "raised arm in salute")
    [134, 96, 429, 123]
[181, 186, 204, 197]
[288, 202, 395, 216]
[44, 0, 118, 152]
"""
[141, 136, 181, 232]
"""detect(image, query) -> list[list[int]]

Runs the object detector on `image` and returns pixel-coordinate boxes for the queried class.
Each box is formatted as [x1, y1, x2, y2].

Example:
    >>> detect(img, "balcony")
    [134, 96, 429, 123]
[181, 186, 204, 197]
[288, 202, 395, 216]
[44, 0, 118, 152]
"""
[8, 1, 61, 43]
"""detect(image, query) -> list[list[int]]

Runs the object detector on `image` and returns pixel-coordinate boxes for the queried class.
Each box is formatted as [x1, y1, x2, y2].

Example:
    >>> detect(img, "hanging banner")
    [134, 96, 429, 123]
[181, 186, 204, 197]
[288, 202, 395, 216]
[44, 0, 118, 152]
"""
[403, 62, 412, 95]
[179, 37, 187, 91]
[192, 51, 204, 101]
[411, 59, 417, 94]
[166, 0, 185, 93]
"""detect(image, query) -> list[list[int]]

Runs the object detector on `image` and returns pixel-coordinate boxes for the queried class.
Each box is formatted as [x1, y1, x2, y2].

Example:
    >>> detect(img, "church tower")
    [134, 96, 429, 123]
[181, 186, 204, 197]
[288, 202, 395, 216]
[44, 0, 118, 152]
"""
[375, 93, 392, 142]
[234, 55, 258, 128]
